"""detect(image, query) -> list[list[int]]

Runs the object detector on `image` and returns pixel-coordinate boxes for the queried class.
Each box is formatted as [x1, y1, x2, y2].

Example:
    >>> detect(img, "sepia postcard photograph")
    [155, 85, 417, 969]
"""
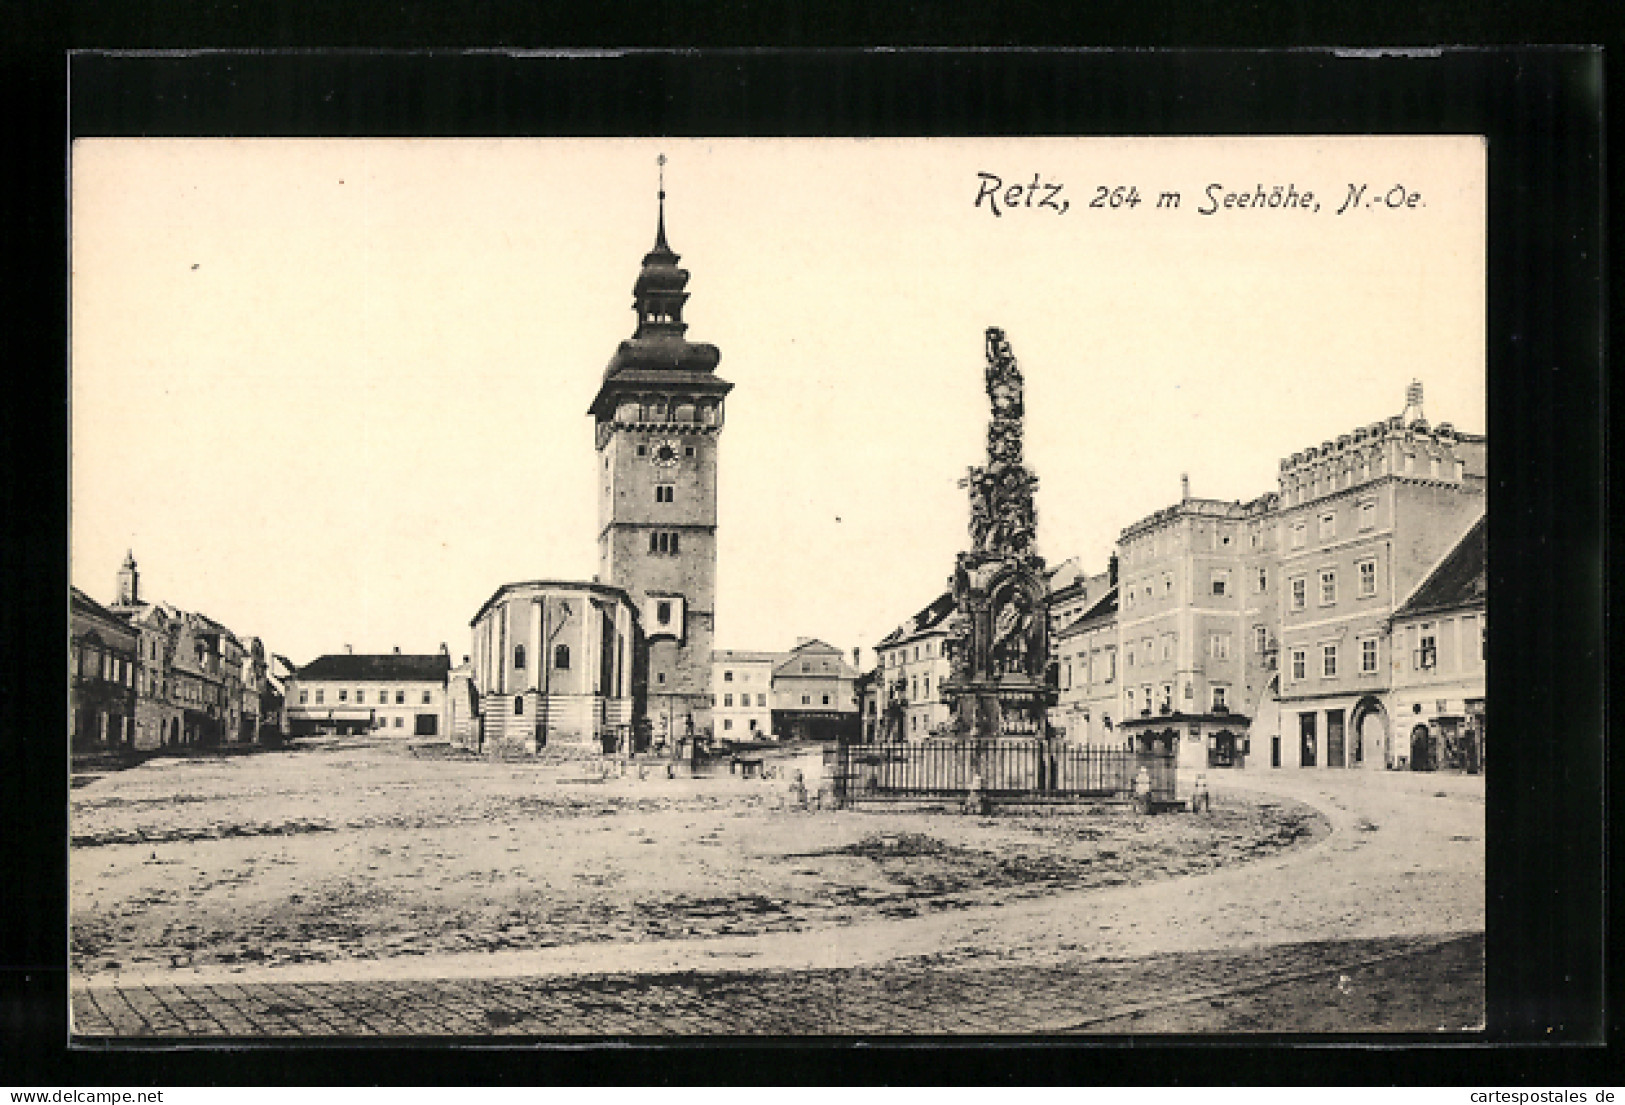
[66, 131, 1493, 1039]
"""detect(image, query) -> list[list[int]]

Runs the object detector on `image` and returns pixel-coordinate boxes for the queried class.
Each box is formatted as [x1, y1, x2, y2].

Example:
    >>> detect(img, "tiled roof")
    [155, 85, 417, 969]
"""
[714, 650, 781, 664]
[294, 654, 452, 683]
[1393, 514, 1487, 620]
[875, 591, 956, 648]
[1055, 586, 1119, 640]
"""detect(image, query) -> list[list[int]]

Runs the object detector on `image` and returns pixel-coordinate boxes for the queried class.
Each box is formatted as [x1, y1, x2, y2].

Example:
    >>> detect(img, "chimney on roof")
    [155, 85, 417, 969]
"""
[462, 655, 470, 664]
[1181, 473, 1190, 501]
[344, 644, 352, 654]
[393, 646, 401, 655]
[1108, 552, 1119, 587]
[440, 642, 449, 656]
[853, 647, 861, 669]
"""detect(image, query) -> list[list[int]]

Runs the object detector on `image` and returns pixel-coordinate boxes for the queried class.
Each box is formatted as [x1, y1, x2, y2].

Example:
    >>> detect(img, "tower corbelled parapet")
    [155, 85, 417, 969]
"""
[588, 160, 732, 745]
[941, 327, 1052, 739]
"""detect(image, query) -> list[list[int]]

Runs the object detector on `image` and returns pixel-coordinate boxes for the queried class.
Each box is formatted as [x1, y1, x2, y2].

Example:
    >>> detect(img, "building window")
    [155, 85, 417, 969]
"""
[802, 695, 811, 706]
[1291, 577, 1307, 611]
[1359, 501, 1376, 531]
[1209, 633, 1231, 660]
[655, 485, 674, 503]
[1291, 649, 1306, 681]
[396, 690, 405, 704]
[1254, 625, 1269, 654]
[338, 689, 347, 702]
[1211, 570, 1230, 596]
[1417, 631, 1437, 670]
[1163, 572, 1174, 594]
[656, 601, 672, 626]
[757, 694, 767, 707]
[1256, 567, 1268, 592]
[723, 719, 733, 731]
[554, 644, 571, 670]
[422, 691, 432, 704]
[316, 690, 324, 705]
[394, 716, 403, 728]
[1319, 513, 1336, 540]
[822, 694, 831, 705]
[1355, 559, 1376, 597]
[299, 689, 308, 704]
[636, 444, 647, 456]
[1322, 643, 1338, 678]
[1320, 569, 1337, 606]
[514, 644, 526, 669]
[656, 672, 666, 685]
[1291, 523, 1307, 549]
[723, 670, 733, 682]
[1361, 638, 1378, 673]
[514, 696, 525, 716]
[1211, 685, 1228, 711]
[724, 694, 733, 707]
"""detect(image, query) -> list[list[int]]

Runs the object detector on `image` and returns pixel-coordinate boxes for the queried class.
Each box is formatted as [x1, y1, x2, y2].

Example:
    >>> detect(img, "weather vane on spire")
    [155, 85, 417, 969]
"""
[658, 153, 667, 199]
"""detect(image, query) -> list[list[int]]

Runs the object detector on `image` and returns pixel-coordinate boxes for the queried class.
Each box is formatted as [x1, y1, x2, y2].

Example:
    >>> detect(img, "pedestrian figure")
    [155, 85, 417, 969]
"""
[1132, 766, 1153, 814]
[1190, 772, 1211, 813]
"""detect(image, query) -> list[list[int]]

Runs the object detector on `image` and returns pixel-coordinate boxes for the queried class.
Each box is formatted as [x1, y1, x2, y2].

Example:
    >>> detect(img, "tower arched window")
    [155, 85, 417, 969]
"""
[554, 644, 571, 670]
[514, 644, 526, 670]
[514, 696, 525, 716]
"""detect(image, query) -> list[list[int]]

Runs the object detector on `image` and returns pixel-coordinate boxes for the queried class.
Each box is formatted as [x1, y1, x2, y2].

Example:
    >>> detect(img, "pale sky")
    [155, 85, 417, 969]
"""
[70, 137, 1485, 668]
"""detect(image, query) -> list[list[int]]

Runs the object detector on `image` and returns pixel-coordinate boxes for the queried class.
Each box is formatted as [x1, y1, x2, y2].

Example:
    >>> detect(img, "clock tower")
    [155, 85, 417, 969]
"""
[589, 165, 732, 743]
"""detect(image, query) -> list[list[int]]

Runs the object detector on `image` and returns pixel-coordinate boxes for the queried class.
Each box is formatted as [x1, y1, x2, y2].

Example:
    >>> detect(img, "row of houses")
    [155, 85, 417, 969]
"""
[70, 552, 289, 753]
[864, 383, 1488, 774]
[277, 630, 861, 755]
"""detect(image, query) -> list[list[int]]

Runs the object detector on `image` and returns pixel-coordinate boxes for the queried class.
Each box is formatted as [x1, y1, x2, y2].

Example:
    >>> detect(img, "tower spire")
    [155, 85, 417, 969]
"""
[654, 153, 670, 253]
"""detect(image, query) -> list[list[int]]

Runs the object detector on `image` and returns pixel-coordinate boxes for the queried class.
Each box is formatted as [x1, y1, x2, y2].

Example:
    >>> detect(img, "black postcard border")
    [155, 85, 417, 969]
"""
[3, 47, 1607, 1085]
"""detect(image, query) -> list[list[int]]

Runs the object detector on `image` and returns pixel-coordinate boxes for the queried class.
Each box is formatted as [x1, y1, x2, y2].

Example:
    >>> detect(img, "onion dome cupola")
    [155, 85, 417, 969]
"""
[589, 157, 731, 424]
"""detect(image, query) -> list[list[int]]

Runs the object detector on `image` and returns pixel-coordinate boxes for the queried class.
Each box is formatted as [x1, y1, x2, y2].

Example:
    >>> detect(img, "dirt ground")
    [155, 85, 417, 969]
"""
[69, 735, 1326, 980]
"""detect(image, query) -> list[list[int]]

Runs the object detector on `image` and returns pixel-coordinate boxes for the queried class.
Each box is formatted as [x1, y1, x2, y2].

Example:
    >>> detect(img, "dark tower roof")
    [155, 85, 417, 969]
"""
[589, 163, 730, 420]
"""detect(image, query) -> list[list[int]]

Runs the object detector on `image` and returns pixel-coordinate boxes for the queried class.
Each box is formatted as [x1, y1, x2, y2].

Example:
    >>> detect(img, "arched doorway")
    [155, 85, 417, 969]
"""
[1409, 724, 1434, 771]
[1350, 696, 1389, 769]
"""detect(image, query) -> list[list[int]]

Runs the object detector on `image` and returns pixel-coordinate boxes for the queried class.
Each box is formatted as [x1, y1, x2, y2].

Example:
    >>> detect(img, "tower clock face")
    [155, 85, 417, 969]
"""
[649, 438, 682, 468]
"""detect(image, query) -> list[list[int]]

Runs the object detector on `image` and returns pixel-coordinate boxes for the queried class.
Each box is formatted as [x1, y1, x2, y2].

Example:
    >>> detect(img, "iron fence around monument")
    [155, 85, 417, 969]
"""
[825, 739, 1176, 807]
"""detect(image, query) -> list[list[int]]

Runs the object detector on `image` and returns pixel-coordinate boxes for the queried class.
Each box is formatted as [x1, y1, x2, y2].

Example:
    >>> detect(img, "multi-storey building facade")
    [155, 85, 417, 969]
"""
[1112, 487, 1278, 768]
[1387, 514, 1486, 772]
[712, 650, 776, 739]
[70, 586, 139, 751]
[873, 593, 956, 740]
[286, 648, 453, 739]
[588, 187, 731, 743]
[771, 639, 861, 742]
[1271, 408, 1485, 770]
[1053, 586, 1119, 747]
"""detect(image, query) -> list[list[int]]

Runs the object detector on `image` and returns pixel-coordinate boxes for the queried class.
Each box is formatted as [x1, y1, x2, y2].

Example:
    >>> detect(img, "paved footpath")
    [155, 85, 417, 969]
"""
[71, 768, 1485, 1037]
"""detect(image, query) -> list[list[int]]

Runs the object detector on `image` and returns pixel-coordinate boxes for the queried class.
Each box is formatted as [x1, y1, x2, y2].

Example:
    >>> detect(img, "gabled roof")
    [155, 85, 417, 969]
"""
[1055, 585, 1119, 640]
[875, 590, 956, 649]
[1392, 514, 1487, 621]
[293, 653, 452, 683]
[71, 586, 138, 638]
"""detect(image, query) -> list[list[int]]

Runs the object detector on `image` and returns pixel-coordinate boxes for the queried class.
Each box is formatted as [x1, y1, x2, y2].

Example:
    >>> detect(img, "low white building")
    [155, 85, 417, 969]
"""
[1387, 514, 1486, 772]
[712, 650, 776, 739]
[285, 648, 452, 737]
